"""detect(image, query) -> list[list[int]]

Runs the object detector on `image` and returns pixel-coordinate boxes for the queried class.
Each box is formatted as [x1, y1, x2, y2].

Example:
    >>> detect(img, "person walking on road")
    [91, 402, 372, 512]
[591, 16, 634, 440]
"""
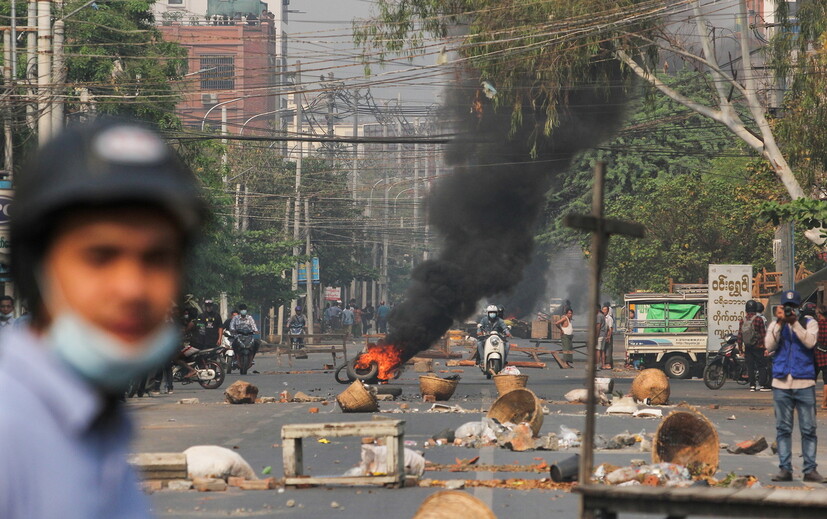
[739, 300, 769, 392]
[554, 308, 574, 367]
[765, 291, 826, 483]
[341, 305, 355, 338]
[0, 119, 206, 518]
[362, 303, 374, 335]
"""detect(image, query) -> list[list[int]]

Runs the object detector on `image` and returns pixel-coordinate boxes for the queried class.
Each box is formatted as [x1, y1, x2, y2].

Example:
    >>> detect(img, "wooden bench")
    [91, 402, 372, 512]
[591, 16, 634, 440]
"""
[575, 483, 827, 519]
[282, 420, 406, 488]
[276, 334, 348, 367]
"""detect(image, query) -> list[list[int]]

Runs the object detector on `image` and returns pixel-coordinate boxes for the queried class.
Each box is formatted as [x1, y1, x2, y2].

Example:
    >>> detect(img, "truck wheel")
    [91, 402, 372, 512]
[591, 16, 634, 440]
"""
[664, 355, 690, 379]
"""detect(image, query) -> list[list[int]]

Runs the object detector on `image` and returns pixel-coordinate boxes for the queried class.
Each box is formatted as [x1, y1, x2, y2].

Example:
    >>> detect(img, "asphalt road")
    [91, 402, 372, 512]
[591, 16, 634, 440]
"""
[128, 337, 827, 518]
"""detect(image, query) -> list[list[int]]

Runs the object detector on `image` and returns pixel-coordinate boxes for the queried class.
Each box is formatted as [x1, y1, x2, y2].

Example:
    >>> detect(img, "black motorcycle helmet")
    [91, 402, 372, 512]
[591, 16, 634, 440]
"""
[745, 300, 759, 313]
[11, 118, 207, 317]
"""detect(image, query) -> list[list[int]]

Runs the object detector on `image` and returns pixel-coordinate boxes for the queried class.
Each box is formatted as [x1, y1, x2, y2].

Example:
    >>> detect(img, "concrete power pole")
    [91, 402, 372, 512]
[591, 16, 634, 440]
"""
[291, 61, 302, 317]
[304, 198, 314, 335]
[51, 19, 64, 136]
[36, 0, 51, 143]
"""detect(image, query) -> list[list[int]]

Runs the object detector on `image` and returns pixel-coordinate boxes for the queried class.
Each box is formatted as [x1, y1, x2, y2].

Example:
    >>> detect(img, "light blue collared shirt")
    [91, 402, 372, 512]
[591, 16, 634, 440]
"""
[0, 326, 151, 519]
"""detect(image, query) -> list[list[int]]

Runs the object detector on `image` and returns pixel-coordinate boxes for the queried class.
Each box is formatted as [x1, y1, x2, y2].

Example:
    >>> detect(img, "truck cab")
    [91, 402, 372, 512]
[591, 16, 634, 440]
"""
[624, 292, 708, 379]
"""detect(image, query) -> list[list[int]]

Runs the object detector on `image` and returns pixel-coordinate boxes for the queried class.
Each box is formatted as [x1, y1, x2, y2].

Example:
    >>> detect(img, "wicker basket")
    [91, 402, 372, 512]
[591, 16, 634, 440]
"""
[630, 368, 670, 405]
[419, 375, 459, 401]
[493, 374, 528, 396]
[336, 380, 379, 413]
[653, 409, 719, 476]
[412, 490, 497, 519]
[487, 388, 544, 436]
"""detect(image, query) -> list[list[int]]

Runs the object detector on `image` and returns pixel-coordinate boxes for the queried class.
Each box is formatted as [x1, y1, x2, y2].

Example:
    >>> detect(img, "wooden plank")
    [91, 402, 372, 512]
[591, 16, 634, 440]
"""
[282, 420, 404, 439]
[284, 475, 399, 487]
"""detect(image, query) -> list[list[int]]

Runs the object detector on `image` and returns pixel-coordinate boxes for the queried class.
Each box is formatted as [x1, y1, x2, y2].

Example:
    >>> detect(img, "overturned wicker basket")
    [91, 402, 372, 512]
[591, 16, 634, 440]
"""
[419, 375, 459, 401]
[413, 490, 497, 519]
[653, 408, 719, 476]
[487, 388, 544, 436]
[631, 368, 670, 405]
[493, 374, 528, 396]
[336, 380, 378, 413]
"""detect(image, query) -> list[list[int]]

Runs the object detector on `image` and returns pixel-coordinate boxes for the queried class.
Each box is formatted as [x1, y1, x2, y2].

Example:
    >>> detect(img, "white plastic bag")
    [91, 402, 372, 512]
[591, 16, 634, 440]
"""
[184, 445, 257, 480]
[558, 425, 580, 448]
[500, 366, 521, 375]
[359, 444, 425, 477]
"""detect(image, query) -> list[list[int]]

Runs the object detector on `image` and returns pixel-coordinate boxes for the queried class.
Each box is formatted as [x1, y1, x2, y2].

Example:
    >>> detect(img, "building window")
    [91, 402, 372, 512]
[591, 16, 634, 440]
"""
[200, 55, 235, 90]
[168, 0, 183, 4]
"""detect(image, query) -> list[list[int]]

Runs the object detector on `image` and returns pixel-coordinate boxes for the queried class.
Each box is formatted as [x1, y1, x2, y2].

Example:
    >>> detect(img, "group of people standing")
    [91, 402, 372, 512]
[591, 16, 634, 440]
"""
[552, 304, 614, 369]
[319, 300, 392, 337]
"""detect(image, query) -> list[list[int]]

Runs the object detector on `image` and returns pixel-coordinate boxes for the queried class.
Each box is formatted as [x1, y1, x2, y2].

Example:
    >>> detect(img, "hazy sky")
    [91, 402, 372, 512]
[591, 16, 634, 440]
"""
[284, 0, 443, 106]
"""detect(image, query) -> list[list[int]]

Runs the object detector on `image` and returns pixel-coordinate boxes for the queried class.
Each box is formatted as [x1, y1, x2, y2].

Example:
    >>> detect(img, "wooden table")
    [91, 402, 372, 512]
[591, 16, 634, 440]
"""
[276, 334, 348, 367]
[510, 339, 587, 368]
[576, 483, 827, 519]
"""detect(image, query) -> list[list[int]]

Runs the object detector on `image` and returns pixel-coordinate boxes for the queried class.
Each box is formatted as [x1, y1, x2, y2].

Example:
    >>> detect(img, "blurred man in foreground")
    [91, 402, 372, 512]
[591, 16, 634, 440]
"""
[0, 119, 205, 518]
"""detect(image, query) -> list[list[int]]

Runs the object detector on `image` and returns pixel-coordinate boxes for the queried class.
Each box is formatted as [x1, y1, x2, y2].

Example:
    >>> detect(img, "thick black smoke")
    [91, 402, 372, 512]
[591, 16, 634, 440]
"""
[386, 61, 629, 362]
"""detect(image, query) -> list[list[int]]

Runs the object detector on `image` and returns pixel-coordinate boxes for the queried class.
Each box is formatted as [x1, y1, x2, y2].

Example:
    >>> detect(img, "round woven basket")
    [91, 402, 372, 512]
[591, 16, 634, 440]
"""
[486, 388, 544, 436]
[419, 375, 459, 401]
[493, 374, 528, 396]
[336, 380, 378, 412]
[412, 490, 497, 519]
[631, 368, 670, 405]
[652, 409, 719, 476]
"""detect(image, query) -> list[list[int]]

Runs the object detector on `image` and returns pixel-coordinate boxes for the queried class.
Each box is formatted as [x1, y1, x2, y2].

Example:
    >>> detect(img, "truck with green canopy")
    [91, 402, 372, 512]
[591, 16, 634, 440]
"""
[624, 291, 708, 379]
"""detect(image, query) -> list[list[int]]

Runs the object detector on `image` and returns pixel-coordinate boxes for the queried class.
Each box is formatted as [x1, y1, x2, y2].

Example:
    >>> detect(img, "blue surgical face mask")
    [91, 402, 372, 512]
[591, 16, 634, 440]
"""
[47, 312, 180, 394]
[488, 312, 498, 320]
[240, 310, 248, 316]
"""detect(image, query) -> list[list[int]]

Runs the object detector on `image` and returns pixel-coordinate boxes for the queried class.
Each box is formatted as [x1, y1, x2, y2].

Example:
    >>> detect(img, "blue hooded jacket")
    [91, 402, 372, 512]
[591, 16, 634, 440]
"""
[772, 317, 816, 380]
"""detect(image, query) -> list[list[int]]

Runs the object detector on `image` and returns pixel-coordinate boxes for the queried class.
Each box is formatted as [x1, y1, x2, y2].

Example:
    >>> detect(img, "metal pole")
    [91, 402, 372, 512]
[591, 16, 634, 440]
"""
[578, 162, 606, 510]
[36, 0, 52, 143]
[26, 0, 35, 129]
[305, 198, 314, 335]
[50, 19, 64, 135]
[221, 106, 228, 182]
[291, 60, 302, 317]
[11, 0, 17, 79]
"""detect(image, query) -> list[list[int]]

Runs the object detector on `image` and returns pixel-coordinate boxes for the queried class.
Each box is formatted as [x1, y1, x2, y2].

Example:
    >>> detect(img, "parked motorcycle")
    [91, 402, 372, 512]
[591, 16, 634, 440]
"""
[221, 331, 237, 374]
[232, 331, 257, 375]
[478, 331, 507, 379]
[172, 347, 226, 389]
[703, 334, 748, 390]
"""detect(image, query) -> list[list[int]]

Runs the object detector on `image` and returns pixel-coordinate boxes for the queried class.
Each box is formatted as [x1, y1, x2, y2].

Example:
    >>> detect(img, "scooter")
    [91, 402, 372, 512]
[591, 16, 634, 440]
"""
[220, 331, 237, 373]
[703, 334, 749, 390]
[172, 347, 226, 389]
[478, 331, 507, 379]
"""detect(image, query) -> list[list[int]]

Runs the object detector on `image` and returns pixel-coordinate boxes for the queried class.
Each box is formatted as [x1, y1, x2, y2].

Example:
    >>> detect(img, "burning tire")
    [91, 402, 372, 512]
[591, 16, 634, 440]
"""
[345, 357, 379, 383]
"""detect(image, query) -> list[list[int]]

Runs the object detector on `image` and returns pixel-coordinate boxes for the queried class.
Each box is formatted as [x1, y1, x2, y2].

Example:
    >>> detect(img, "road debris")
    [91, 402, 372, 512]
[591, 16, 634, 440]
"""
[177, 398, 200, 405]
[224, 381, 259, 404]
[726, 437, 768, 455]
[565, 388, 609, 406]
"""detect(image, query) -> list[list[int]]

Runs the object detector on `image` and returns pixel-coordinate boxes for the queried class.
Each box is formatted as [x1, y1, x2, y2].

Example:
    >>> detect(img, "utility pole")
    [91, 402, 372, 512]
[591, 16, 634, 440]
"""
[36, 0, 51, 143]
[221, 106, 228, 179]
[51, 20, 64, 135]
[277, 196, 291, 344]
[304, 198, 314, 335]
[2, 29, 13, 176]
[291, 60, 302, 317]
[413, 118, 420, 263]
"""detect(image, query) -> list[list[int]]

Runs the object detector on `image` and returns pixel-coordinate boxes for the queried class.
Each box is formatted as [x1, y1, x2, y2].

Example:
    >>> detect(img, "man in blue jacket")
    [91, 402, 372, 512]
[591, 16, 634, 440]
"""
[765, 290, 825, 483]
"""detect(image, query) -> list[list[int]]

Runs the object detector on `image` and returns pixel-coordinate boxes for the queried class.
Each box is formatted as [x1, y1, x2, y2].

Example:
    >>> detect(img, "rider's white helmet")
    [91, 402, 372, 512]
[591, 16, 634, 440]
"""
[486, 305, 498, 313]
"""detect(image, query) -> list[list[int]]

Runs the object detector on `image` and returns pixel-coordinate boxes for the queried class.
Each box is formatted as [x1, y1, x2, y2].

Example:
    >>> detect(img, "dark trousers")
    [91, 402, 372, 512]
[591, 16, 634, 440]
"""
[745, 348, 768, 388]
[377, 318, 388, 334]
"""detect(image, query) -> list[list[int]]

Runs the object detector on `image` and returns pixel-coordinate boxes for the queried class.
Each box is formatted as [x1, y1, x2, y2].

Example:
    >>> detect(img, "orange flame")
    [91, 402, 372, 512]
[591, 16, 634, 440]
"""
[355, 343, 404, 381]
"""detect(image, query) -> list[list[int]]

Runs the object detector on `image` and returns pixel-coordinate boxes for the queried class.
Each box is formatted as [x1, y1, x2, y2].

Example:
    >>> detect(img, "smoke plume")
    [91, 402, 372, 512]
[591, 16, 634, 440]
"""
[386, 61, 629, 362]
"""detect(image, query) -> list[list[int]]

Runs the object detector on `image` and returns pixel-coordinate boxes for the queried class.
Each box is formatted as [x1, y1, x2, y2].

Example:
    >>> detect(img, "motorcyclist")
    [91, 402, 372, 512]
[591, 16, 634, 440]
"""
[476, 304, 511, 365]
[230, 304, 260, 362]
[287, 306, 307, 349]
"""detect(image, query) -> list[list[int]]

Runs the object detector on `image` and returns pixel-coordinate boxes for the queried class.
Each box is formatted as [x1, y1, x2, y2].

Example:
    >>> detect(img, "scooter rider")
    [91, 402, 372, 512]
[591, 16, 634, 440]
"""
[288, 306, 307, 349]
[230, 304, 260, 360]
[477, 304, 511, 365]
